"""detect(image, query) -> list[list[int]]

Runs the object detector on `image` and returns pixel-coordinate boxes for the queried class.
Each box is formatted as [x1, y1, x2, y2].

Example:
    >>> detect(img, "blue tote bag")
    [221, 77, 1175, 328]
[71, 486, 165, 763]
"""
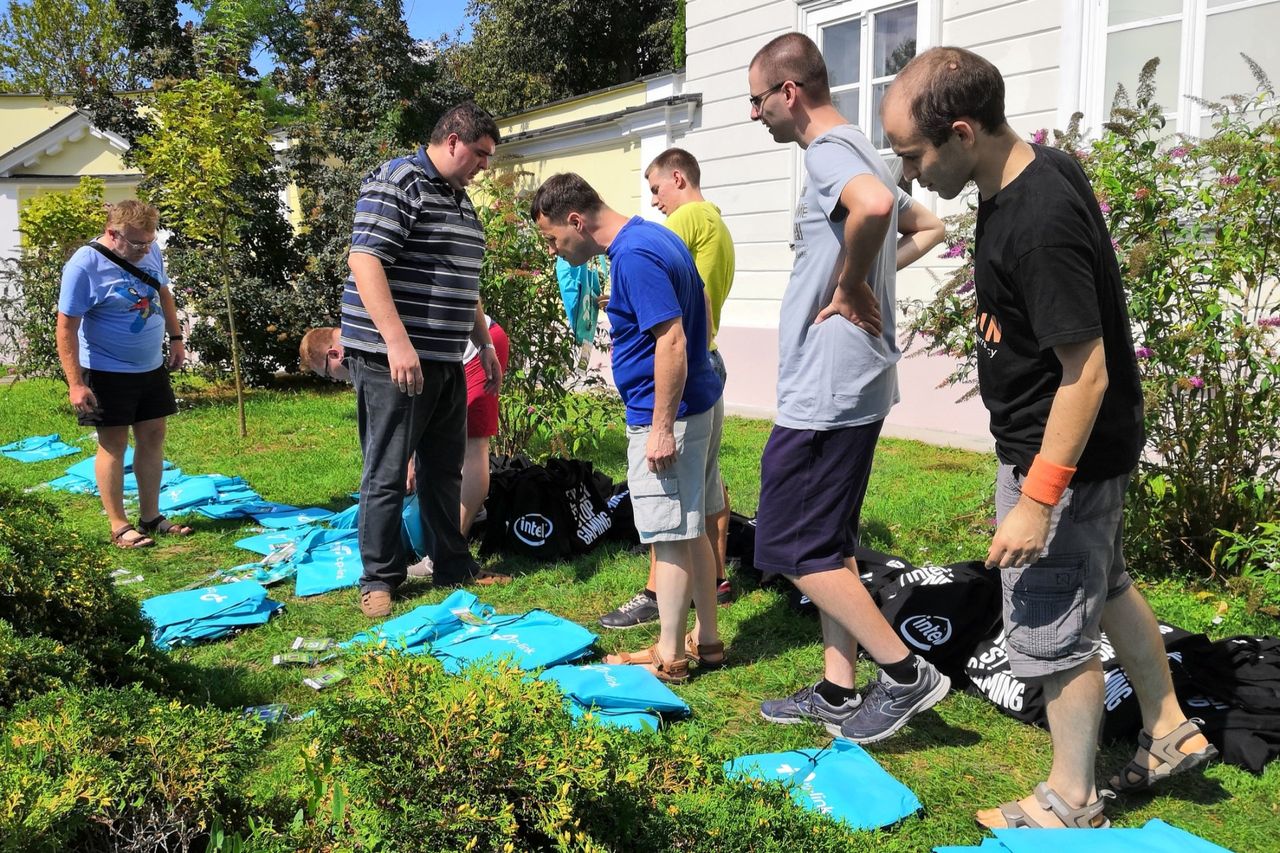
[1, 434, 82, 462]
[142, 580, 282, 650]
[293, 534, 362, 597]
[432, 610, 597, 674]
[725, 740, 922, 831]
[541, 663, 689, 732]
[345, 589, 492, 654]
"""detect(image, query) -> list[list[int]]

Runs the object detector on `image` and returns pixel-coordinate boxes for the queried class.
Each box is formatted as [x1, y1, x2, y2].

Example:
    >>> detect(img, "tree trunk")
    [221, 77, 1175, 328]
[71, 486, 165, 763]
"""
[218, 229, 247, 437]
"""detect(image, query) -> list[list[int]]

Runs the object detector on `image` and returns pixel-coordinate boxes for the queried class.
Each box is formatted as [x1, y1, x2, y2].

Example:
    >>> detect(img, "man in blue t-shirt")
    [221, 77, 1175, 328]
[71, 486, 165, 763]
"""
[56, 199, 189, 549]
[532, 173, 726, 683]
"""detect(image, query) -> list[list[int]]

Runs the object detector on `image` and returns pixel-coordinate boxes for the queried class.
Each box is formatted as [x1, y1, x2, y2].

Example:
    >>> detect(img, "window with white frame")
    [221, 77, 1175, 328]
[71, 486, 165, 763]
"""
[1091, 0, 1280, 137]
[807, 1, 920, 150]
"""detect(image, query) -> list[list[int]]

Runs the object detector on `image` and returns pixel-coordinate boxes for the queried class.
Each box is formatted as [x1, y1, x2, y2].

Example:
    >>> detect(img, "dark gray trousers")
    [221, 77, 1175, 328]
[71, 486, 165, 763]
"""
[348, 350, 477, 590]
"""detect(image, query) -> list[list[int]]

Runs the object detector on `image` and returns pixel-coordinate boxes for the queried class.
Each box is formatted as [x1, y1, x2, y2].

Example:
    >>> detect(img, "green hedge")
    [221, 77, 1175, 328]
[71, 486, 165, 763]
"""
[0, 485, 173, 703]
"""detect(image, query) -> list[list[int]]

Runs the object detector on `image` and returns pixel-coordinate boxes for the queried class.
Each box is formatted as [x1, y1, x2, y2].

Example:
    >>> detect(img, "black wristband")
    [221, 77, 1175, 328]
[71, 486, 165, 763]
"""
[168, 335, 183, 341]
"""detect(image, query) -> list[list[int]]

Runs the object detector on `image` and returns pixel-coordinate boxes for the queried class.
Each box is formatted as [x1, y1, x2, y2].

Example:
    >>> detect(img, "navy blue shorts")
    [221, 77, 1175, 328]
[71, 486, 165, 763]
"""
[754, 420, 883, 576]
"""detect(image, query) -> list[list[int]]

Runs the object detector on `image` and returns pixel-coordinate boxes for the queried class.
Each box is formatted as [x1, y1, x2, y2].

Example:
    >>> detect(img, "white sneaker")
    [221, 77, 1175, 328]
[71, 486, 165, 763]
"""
[406, 556, 434, 578]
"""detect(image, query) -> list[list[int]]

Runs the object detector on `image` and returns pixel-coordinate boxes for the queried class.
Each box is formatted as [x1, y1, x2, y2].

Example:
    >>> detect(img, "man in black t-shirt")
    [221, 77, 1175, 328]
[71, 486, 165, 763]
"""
[883, 47, 1216, 830]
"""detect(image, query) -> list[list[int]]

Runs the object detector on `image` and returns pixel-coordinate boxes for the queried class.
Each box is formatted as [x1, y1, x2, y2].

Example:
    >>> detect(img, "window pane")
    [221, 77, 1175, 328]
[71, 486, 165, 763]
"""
[1203, 4, 1280, 100]
[874, 4, 918, 77]
[823, 19, 862, 88]
[1109, 0, 1181, 26]
[871, 82, 891, 148]
[1105, 21, 1181, 112]
[833, 87, 860, 127]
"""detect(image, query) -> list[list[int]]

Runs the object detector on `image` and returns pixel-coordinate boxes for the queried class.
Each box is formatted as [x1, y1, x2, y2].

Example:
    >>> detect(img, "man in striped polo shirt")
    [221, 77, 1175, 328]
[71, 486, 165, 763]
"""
[342, 102, 509, 618]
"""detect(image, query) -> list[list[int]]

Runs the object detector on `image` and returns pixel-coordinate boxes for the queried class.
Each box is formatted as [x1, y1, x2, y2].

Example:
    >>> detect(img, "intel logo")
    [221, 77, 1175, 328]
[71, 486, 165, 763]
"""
[514, 513, 553, 547]
[901, 615, 953, 651]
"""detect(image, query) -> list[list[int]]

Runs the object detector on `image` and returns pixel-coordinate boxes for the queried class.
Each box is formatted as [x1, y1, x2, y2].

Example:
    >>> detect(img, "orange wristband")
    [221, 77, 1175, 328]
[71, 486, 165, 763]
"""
[1021, 454, 1076, 506]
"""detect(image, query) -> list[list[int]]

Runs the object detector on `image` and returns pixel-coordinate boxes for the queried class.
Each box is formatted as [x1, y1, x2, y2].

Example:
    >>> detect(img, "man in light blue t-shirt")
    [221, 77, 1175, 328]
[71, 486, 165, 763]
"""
[56, 200, 188, 549]
[748, 33, 950, 744]
[532, 172, 726, 684]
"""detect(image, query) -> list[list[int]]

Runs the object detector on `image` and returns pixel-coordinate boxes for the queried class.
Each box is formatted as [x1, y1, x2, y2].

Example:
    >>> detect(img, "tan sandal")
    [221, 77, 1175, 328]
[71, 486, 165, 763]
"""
[1109, 718, 1219, 792]
[111, 524, 155, 549]
[603, 644, 689, 684]
[977, 783, 1113, 830]
[685, 631, 726, 668]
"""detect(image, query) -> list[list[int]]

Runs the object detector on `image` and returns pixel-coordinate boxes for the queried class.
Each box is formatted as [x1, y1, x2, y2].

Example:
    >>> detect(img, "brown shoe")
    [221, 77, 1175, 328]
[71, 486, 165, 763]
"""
[360, 589, 392, 618]
[469, 570, 512, 587]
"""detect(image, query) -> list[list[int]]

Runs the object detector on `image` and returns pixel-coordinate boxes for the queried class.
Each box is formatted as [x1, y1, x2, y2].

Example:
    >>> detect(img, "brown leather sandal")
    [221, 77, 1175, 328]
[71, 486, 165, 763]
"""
[603, 645, 690, 684]
[111, 524, 155, 549]
[685, 631, 726, 668]
[1109, 718, 1219, 792]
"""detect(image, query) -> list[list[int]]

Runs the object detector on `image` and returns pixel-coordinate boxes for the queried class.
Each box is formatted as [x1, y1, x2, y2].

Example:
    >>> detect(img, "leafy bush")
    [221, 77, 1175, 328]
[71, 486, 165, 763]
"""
[0, 176, 107, 376]
[904, 58, 1279, 581]
[0, 621, 90, 707]
[0, 685, 265, 853]
[0, 485, 172, 701]
[474, 171, 618, 461]
[284, 654, 860, 851]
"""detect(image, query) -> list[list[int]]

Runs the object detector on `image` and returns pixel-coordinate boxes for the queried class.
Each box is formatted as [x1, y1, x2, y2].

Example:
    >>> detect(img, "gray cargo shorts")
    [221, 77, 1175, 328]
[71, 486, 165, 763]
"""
[625, 400, 725, 544]
[995, 463, 1133, 679]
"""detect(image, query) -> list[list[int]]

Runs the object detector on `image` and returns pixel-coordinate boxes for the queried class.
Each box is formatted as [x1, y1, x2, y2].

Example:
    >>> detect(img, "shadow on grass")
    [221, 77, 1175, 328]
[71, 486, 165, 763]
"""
[169, 658, 281, 710]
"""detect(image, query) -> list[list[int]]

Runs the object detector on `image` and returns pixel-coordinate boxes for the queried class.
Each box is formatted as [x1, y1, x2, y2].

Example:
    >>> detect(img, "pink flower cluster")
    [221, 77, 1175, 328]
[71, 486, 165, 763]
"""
[1099, 201, 1111, 214]
[1031, 129, 1048, 145]
[1135, 346, 1154, 359]
[1260, 316, 1280, 328]
[1169, 146, 1189, 159]
[1219, 174, 1242, 187]
[1188, 376, 1205, 389]
[940, 242, 968, 259]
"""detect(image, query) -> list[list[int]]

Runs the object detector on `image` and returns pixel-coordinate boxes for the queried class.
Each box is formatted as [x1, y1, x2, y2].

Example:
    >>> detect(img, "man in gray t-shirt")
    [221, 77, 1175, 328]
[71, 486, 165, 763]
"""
[748, 33, 950, 744]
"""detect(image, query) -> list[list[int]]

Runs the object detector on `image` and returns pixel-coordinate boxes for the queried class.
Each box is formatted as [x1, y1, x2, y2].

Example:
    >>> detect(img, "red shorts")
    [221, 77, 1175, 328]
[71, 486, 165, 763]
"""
[465, 322, 509, 438]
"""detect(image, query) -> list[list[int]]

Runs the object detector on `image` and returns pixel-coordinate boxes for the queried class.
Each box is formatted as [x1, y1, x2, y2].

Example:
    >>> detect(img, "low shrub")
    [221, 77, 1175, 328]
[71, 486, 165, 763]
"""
[283, 653, 859, 851]
[0, 485, 173, 702]
[0, 621, 91, 707]
[0, 685, 266, 853]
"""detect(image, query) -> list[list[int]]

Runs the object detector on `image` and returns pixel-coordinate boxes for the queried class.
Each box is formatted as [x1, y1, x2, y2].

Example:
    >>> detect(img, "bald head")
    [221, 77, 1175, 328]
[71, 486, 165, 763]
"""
[750, 32, 830, 103]
[886, 46, 1007, 146]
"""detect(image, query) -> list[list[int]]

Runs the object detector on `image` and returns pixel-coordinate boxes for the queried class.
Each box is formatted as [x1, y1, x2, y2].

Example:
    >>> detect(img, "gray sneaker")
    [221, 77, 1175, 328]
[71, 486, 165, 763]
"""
[598, 590, 660, 629]
[760, 682, 863, 727]
[830, 658, 950, 743]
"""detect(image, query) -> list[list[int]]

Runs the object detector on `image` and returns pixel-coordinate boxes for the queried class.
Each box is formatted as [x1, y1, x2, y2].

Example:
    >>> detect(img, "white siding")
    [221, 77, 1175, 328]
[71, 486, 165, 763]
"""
[681, 0, 800, 327]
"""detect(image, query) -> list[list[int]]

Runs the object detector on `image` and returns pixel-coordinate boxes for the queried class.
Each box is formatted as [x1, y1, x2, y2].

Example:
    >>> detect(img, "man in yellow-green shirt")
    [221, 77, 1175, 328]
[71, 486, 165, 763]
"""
[598, 148, 737, 629]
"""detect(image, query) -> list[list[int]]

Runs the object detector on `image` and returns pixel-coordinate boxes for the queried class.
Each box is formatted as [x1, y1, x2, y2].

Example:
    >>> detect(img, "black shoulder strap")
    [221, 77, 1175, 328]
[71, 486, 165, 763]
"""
[88, 241, 164, 291]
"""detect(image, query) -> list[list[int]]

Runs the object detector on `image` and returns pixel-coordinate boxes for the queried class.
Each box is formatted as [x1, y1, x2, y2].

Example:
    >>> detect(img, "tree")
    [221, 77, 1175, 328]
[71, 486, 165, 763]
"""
[0, 177, 107, 377]
[0, 0, 138, 94]
[449, 0, 680, 117]
[133, 75, 275, 436]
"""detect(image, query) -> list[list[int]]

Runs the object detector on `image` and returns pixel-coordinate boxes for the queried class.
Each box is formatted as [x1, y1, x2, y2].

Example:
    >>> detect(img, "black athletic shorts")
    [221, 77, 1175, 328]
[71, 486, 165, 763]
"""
[77, 366, 178, 428]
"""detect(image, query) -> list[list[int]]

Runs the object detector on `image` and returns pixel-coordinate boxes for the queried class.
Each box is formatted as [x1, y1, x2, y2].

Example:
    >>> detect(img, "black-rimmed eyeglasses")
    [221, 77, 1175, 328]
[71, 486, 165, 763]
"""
[749, 80, 803, 110]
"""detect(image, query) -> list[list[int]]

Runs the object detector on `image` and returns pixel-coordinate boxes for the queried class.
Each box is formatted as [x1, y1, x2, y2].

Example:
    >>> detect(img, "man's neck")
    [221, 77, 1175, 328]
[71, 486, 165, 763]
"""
[587, 208, 632, 252]
[795, 103, 850, 148]
[974, 127, 1035, 200]
[99, 230, 120, 253]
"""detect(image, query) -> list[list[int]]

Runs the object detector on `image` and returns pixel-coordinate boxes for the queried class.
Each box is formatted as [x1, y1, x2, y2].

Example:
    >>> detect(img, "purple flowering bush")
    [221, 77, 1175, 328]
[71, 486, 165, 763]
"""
[904, 57, 1280, 583]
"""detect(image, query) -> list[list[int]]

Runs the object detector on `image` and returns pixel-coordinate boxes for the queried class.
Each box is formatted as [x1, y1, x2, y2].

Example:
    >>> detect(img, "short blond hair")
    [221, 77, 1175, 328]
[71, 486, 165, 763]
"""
[299, 327, 339, 374]
[106, 199, 159, 231]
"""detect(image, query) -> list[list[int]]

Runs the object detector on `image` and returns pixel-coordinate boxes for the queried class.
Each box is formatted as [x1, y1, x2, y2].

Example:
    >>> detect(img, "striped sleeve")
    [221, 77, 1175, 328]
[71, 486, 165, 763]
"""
[349, 168, 420, 263]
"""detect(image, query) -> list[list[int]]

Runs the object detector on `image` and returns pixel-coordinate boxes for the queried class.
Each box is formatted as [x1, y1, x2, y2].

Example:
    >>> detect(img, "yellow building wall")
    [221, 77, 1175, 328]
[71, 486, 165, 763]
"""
[18, 136, 135, 177]
[0, 96, 75, 156]
[497, 83, 647, 138]
[494, 139, 642, 217]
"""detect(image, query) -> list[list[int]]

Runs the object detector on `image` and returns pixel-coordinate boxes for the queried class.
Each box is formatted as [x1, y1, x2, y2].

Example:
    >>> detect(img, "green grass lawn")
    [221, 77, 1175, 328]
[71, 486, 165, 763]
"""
[2, 376, 1278, 852]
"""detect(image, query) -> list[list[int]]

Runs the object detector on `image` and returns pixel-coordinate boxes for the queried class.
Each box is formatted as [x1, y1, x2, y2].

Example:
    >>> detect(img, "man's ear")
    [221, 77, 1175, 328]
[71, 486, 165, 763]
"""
[671, 169, 687, 190]
[951, 119, 978, 146]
